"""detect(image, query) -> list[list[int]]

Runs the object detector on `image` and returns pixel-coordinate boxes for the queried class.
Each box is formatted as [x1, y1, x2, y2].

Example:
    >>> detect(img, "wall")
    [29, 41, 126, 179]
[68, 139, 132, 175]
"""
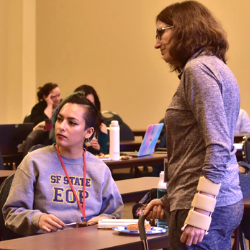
[0, 0, 36, 124]
[1, 0, 250, 129]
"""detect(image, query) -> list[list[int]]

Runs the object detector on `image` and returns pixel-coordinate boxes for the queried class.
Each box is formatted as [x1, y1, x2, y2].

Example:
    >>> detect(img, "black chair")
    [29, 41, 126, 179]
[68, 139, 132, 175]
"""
[0, 174, 21, 241]
[23, 113, 32, 123]
[235, 163, 250, 250]
[102, 111, 134, 141]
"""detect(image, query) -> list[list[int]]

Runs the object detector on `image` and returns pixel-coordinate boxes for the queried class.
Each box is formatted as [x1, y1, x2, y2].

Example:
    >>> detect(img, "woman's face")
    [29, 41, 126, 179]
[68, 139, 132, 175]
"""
[50, 87, 61, 108]
[155, 20, 173, 64]
[86, 94, 95, 106]
[55, 103, 93, 150]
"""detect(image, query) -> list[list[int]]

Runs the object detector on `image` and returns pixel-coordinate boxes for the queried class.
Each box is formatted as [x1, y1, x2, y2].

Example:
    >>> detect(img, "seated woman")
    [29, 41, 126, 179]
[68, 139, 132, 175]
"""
[30, 82, 61, 126]
[3, 92, 123, 236]
[74, 85, 108, 155]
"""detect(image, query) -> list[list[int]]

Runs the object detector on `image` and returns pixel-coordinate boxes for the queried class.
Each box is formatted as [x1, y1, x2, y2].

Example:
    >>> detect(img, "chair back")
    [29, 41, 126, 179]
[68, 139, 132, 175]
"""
[238, 165, 250, 198]
[0, 174, 21, 241]
[102, 111, 134, 141]
[238, 155, 250, 242]
[0, 152, 4, 170]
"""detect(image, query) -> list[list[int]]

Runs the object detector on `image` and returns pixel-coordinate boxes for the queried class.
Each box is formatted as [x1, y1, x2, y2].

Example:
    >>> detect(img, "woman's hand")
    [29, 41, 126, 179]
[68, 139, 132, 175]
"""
[180, 225, 205, 246]
[38, 214, 66, 232]
[44, 93, 54, 107]
[143, 199, 165, 221]
[90, 138, 101, 151]
[43, 93, 54, 118]
[33, 121, 45, 131]
[87, 215, 105, 226]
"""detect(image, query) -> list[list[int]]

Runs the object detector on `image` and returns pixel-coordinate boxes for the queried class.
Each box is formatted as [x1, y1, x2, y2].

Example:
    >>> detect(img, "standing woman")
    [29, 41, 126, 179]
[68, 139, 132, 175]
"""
[3, 92, 123, 236]
[30, 82, 61, 126]
[74, 85, 108, 155]
[144, 1, 243, 249]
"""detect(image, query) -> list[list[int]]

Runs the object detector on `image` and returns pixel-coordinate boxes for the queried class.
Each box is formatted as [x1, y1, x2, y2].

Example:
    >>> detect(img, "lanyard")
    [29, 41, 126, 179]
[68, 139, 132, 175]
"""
[56, 145, 87, 221]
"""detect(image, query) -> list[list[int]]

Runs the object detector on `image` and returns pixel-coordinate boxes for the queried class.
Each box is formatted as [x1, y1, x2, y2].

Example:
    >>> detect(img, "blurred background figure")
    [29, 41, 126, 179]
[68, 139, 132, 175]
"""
[235, 109, 250, 133]
[30, 83, 61, 126]
[74, 85, 108, 155]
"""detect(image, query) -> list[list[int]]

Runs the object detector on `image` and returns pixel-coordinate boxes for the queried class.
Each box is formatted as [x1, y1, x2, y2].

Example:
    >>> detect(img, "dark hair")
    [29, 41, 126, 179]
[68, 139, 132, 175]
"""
[74, 85, 103, 135]
[157, 1, 229, 72]
[50, 92, 99, 141]
[74, 85, 101, 112]
[37, 82, 58, 101]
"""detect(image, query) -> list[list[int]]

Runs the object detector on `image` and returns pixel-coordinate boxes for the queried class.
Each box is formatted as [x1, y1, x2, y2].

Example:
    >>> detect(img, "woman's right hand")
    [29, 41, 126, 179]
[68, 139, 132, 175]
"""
[44, 93, 54, 107]
[143, 199, 165, 221]
[38, 214, 66, 232]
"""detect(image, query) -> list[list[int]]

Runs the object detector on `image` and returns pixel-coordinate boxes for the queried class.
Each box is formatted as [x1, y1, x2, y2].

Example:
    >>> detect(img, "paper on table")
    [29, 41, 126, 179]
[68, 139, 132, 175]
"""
[234, 143, 242, 150]
[98, 219, 148, 228]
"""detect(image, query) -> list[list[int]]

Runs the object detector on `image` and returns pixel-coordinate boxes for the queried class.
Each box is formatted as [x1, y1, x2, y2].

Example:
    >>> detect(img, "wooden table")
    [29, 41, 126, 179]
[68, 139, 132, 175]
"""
[116, 177, 159, 203]
[0, 224, 169, 250]
[107, 139, 143, 152]
[105, 153, 167, 170]
[2, 153, 23, 170]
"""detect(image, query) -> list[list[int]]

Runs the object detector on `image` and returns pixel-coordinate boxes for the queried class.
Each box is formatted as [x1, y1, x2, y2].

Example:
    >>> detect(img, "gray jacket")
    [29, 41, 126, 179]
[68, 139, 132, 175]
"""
[163, 50, 242, 211]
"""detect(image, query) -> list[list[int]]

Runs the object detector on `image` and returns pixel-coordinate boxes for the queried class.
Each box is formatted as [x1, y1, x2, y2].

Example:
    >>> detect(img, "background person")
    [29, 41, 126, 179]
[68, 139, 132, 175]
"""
[144, 1, 243, 249]
[3, 92, 123, 236]
[30, 82, 61, 126]
[74, 85, 108, 155]
[235, 108, 250, 133]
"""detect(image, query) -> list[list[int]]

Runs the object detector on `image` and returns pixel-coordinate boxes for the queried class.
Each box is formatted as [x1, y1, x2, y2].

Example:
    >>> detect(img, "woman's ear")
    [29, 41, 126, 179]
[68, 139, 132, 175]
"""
[85, 127, 94, 139]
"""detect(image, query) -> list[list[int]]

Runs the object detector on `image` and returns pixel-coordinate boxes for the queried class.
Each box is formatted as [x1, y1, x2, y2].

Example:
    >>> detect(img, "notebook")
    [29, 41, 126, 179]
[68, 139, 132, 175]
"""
[0, 123, 34, 155]
[124, 123, 164, 157]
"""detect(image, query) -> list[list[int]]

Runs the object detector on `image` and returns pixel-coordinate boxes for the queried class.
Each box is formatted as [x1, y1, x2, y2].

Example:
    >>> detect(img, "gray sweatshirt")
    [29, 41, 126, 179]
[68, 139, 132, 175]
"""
[163, 50, 243, 211]
[3, 145, 123, 236]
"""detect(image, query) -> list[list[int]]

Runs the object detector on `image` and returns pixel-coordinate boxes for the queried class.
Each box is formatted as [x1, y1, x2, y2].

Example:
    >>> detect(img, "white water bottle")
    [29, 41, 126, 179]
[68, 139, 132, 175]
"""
[109, 120, 120, 160]
[157, 171, 168, 229]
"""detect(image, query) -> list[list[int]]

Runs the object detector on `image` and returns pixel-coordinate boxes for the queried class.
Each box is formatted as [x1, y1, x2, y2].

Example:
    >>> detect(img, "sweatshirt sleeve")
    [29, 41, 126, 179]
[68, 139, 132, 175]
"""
[183, 62, 233, 184]
[98, 168, 123, 219]
[2, 161, 44, 236]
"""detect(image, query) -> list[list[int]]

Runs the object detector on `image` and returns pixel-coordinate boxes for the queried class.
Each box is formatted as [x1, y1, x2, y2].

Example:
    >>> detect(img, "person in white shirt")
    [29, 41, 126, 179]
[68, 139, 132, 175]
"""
[235, 109, 250, 133]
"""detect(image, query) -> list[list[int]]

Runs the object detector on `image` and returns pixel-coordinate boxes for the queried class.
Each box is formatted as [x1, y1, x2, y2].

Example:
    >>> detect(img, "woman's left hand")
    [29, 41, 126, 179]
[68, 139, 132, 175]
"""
[90, 138, 100, 151]
[180, 192, 212, 246]
[87, 215, 105, 226]
[180, 225, 205, 246]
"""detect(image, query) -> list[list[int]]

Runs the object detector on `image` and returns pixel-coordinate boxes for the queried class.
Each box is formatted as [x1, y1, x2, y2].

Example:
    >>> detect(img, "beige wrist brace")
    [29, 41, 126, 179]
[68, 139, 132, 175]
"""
[181, 176, 221, 232]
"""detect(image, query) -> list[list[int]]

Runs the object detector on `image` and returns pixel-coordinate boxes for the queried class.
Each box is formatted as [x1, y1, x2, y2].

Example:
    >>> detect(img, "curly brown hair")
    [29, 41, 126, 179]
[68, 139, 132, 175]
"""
[156, 1, 229, 73]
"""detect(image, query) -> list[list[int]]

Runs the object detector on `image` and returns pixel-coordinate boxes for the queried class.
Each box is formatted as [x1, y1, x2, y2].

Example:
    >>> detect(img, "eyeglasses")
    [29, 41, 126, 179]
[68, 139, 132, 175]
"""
[156, 26, 173, 40]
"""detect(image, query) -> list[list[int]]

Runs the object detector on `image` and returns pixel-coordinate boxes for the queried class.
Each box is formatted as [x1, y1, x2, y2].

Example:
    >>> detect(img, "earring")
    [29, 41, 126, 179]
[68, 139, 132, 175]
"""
[85, 138, 91, 147]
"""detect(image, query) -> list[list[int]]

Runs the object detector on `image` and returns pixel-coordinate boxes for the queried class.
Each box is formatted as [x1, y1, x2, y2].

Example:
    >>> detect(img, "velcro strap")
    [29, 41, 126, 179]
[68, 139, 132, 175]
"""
[191, 193, 216, 213]
[197, 176, 221, 196]
[184, 210, 211, 231]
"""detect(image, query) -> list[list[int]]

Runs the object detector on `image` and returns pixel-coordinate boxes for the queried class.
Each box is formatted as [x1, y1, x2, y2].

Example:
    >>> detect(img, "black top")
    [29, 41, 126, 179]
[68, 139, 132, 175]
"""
[30, 101, 48, 126]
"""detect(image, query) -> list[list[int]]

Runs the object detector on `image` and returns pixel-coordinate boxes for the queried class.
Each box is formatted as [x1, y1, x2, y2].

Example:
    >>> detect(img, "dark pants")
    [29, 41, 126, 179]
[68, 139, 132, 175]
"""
[165, 200, 243, 250]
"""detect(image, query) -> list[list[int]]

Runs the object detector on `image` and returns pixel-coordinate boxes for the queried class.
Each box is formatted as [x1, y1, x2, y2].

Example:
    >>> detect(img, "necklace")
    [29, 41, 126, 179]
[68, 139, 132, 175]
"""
[56, 145, 87, 222]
